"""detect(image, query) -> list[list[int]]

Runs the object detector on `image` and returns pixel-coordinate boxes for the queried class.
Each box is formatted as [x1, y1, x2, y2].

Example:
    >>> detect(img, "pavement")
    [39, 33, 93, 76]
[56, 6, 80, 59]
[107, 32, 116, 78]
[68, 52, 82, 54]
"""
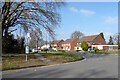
[2, 54, 118, 78]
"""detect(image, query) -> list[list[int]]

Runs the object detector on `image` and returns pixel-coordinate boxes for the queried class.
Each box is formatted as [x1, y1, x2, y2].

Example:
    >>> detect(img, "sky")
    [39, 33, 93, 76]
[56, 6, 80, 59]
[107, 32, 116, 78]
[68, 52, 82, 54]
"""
[54, 2, 118, 42]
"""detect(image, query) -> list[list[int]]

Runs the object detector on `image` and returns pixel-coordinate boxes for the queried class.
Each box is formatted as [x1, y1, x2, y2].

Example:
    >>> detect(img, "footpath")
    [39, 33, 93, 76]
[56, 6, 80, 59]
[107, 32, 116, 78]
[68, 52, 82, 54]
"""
[3, 53, 58, 71]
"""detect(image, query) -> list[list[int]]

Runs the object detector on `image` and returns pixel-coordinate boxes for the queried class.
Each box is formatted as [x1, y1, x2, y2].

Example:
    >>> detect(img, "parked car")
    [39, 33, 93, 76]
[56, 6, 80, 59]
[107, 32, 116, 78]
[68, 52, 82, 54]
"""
[32, 49, 38, 53]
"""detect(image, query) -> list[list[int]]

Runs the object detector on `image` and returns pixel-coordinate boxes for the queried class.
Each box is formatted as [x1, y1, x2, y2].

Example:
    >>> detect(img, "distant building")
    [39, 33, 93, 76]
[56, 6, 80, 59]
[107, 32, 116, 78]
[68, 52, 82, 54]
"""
[75, 34, 106, 50]
[92, 45, 118, 51]
[62, 38, 79, 51]
[41, 40, 64, 51]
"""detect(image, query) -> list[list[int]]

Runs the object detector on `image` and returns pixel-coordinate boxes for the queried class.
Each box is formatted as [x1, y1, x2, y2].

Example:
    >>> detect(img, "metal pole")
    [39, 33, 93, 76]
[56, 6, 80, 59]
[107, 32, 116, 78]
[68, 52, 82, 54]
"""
[26, 54, 27, 62]
[26, 36, 28, 62]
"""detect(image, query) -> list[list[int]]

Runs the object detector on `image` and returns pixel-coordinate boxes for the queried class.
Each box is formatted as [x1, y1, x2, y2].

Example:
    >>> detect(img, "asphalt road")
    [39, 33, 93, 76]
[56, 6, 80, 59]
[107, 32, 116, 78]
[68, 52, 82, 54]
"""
[2, 54, 118, 78]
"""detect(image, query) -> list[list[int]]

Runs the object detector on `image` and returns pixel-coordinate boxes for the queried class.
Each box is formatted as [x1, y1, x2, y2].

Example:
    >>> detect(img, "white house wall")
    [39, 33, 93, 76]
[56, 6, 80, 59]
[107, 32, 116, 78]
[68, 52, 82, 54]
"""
[74, 47, 82, 50]
[41, 44, 50, 49]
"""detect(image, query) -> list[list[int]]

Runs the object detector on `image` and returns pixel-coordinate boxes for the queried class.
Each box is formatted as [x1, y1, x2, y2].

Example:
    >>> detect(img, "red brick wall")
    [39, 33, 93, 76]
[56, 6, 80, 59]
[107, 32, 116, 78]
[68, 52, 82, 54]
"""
[70, 38, 79, 51]
[103, 46, 109, 50]
[103, 46, 118, 50]
[58, 40, 64, 49]
[113, 46, 118, 49]
[93, 35, 106, 45]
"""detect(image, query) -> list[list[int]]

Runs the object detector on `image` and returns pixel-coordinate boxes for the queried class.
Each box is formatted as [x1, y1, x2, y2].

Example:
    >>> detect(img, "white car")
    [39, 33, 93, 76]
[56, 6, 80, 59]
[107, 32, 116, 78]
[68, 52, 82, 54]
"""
[32, 49, 38, 53]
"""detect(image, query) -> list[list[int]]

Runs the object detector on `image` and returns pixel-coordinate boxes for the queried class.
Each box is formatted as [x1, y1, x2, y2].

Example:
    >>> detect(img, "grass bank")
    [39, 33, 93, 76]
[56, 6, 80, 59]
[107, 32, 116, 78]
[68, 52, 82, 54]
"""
[41, 53, 84, 63]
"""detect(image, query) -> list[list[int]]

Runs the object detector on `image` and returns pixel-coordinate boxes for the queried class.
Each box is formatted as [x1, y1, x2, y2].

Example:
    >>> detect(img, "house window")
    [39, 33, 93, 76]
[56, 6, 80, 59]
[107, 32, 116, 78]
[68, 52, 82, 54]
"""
[99, 42, 101, 45]
[88, 41, 91, 44]
[77, 42, 81, 45]
[109, 46, 113, 50]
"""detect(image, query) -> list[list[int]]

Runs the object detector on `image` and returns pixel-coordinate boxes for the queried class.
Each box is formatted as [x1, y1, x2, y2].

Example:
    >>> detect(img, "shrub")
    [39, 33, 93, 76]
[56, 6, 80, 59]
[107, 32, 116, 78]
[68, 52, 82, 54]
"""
[81, 41, 88, 51]
[50, 50, 56, 52]
[118, 44, 120, 49]
[95, 48, 99, 52]
[58, 50, 65, 52]
[42, 48, 48, 51]
[76, 50, 80, 52]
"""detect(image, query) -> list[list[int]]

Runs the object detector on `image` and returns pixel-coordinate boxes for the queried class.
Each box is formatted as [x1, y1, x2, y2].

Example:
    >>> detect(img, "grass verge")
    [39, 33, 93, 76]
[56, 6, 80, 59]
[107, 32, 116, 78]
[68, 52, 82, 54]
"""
[90, 51, 119, 54]
[41, 53, 84, 63]
[2, 54, 45, 70]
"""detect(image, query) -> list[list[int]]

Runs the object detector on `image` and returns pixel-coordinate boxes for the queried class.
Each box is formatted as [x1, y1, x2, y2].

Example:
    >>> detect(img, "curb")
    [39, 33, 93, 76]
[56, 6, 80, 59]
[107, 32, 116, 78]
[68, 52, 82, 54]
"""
[3, 58, 86, 73]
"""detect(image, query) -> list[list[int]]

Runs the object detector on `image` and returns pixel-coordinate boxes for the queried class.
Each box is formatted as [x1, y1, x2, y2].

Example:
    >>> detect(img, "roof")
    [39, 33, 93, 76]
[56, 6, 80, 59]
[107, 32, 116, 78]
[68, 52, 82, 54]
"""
[63, 38, 78, 44]
[77, 34, 99, 42]
[47, 40, 64, 44]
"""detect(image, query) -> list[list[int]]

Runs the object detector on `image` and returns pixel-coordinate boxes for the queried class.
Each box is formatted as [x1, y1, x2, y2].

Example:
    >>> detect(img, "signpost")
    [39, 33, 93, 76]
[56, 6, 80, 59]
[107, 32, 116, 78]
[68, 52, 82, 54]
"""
[26, 32, 30, 62]
[25, 46, 29, 62]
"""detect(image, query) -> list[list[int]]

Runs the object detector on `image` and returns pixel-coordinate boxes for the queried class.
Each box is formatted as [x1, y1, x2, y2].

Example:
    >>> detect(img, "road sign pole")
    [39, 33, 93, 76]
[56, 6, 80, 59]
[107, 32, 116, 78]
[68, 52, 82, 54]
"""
[26, 54, 27, 62]
[26, 33, 30, 62]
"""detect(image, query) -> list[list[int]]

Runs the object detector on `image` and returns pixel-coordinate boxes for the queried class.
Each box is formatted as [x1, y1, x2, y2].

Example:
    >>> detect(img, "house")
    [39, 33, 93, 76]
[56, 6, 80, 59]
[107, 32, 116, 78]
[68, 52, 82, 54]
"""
[41, 40, 64, 51]
[75, 34, 106, 50]
[62, 38, 79, 51]
[92, 45, 118, 51]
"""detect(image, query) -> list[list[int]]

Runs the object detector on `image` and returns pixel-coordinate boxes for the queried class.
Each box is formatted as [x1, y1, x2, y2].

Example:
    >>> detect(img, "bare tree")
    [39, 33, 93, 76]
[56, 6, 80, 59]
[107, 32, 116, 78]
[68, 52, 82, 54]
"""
[2, 2, 64, 38]
[29, 28, 42, 50]
[71, 31, 84, 39]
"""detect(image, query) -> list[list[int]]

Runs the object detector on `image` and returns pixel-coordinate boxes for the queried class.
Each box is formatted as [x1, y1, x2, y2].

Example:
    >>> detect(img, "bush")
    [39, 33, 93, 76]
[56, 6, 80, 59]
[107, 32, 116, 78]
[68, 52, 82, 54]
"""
[118, 44, 120, 49]
[42, 48, 48, 51]
[81, 41, 88, 51]
[2, 34, 25, 54]
[95, 48, 99, 52]
[76, 50, 80, 52]
[49, 50, 56, 52]
[58, 50, 65, 52]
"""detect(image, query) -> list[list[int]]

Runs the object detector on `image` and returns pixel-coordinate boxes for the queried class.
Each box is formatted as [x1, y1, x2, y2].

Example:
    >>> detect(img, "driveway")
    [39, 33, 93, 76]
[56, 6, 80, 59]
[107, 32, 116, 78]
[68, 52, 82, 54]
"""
[3, 54, 118, 78]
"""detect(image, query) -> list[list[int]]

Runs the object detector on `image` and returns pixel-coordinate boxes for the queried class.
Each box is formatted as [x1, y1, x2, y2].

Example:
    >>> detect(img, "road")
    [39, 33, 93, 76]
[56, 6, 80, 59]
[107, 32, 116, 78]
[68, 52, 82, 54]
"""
[3, 54, 118, 78]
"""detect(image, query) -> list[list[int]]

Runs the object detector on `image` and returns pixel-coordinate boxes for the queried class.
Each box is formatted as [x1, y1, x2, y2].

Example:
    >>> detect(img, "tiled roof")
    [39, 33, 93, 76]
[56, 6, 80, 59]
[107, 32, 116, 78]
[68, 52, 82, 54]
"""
[63, 38, 77, 44]
[77, 34, 99, 42]
[47, 40, 64, 44]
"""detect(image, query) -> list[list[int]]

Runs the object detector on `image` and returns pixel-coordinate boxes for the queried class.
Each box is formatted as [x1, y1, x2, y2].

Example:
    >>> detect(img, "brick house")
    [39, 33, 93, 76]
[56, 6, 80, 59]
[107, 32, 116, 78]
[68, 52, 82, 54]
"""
[41, 40, 64, 51]
[92, 45, 118, 51]
[75, 34, 106, 50]
[62, 38, 79, 51]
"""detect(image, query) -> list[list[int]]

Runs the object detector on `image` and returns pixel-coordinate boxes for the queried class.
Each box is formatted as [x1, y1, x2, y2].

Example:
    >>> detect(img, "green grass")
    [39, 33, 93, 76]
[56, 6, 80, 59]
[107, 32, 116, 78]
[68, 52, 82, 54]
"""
[90, 51, 119, 54]
[41, 53, 84, 63]
[2, 54, 43, 70]
[2, 63, 19, 70]
[38, 51, 64, 54]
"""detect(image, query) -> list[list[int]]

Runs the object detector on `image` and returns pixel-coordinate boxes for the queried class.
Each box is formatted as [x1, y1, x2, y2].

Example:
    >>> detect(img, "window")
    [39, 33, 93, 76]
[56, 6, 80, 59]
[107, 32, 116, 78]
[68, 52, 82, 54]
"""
[99, 42, 101, 45]
[109, 46, 113, 50]
[77, 42, 81, 45]
[88, 41, 91, 44]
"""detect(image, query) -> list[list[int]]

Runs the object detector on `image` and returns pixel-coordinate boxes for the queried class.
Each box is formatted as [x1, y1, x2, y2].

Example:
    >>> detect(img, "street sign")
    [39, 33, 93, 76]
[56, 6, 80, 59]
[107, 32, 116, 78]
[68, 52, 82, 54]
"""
[25, 46, 29, 54]
[27, 33, 30, 39]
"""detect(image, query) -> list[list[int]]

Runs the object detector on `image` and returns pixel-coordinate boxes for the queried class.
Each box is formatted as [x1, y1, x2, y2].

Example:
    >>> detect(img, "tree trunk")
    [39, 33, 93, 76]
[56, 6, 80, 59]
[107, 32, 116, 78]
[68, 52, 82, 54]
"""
[5, 28, 8, 38]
